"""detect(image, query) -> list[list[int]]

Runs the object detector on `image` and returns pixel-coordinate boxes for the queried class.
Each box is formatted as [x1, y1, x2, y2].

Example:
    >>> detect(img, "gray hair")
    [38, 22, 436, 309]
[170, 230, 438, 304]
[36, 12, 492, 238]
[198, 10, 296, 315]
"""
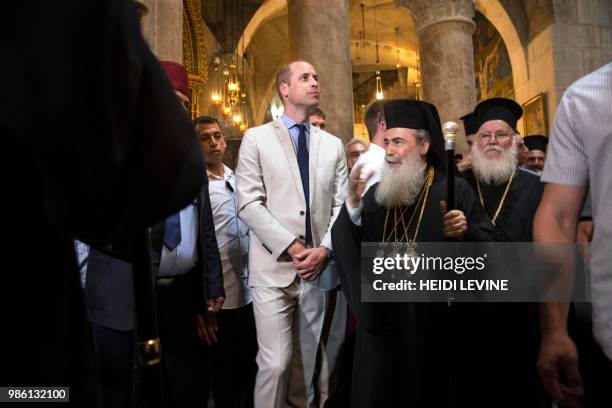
[345, 138, 367, 151]
[414, 129, 431, 147]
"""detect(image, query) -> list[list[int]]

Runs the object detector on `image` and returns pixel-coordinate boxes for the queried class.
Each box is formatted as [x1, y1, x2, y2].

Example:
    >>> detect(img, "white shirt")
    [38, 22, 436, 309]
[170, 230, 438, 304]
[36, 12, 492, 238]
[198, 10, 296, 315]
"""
[345, 201, 363, 226]
[158, 204, 198, 277]
[208, 165, 252, 309]
[350, 142, 385, 196]
[541, 62, 612, 360]
[74, 240, 89, 289]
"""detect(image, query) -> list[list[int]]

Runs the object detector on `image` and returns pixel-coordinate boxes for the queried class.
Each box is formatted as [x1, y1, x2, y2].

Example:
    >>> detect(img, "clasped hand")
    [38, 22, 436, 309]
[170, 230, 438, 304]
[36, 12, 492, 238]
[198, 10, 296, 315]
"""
[287, 240, 329, 281]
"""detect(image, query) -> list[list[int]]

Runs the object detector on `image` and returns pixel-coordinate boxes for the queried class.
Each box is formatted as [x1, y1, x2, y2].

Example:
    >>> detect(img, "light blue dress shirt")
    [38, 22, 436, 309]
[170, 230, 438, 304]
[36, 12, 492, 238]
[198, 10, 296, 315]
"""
[281, 113, 310, 154]
[208, 165, 252, 308]
[158, 204, 198, 277]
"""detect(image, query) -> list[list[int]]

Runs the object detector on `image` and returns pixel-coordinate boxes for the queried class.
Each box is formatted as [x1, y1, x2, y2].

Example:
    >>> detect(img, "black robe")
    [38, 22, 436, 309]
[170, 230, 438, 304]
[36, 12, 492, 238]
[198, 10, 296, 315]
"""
[332, 172, 496, 407]
[462, 168, 544, 242]
[461, 168, 548, 407]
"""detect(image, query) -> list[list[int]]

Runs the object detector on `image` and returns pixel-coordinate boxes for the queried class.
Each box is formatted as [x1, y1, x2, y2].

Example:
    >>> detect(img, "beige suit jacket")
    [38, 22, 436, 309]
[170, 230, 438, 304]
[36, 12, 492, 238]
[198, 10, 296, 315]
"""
[236, 118, 348, 288]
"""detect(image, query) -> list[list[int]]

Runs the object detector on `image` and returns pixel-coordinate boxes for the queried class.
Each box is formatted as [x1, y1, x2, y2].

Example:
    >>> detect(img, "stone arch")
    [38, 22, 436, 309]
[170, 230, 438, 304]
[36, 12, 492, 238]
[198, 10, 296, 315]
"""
[475, 0, 530, 95]
[242, 9, 290, 125]
[237, 0, 287, 57]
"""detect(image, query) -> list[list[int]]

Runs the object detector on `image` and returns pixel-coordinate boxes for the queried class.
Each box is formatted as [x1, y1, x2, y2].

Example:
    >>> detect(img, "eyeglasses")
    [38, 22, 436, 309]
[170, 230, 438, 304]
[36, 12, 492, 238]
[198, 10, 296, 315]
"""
[225, 180, 234, 193]
[478, 131, 513, 142]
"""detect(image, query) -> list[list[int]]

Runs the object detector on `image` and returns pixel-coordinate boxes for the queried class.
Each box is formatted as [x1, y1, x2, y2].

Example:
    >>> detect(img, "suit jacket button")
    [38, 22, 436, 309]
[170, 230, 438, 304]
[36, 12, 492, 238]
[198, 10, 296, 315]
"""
[300, 211, 305, 216]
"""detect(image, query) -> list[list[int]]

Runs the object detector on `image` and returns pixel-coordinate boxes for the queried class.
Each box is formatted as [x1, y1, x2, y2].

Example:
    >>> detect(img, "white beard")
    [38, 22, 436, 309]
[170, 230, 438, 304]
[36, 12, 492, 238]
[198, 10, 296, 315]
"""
[472, 143, 517, 185]
[375, 151, 427, 207]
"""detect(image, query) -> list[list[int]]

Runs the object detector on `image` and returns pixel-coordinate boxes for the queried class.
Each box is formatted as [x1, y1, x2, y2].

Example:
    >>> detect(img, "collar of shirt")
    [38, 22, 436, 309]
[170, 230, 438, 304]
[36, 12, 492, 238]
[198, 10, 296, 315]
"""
[207, 163, 233, 182]
[367, 142, 385, 155]
[281, 113, 310, 154]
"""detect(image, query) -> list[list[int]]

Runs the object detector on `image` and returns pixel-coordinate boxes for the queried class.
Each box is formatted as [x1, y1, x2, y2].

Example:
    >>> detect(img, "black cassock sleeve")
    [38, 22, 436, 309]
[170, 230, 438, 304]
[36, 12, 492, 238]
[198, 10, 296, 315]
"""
[331, 203, 387, 333]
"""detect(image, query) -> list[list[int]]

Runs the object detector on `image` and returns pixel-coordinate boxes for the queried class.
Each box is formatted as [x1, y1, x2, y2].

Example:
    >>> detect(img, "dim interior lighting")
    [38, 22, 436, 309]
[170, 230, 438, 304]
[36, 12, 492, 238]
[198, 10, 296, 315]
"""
[373, 2, 383, 101]
[375, 71, 384, 100]
[395, 27, 401, 69]
[211, 92, 222, 105]
[232, 113, 242, 124]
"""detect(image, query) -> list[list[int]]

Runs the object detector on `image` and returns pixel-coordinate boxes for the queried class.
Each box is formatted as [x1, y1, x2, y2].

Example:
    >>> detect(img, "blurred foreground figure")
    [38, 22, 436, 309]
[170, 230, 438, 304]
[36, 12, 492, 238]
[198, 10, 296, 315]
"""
[0, 1, 205, 405]
[535, 62, 612, 407]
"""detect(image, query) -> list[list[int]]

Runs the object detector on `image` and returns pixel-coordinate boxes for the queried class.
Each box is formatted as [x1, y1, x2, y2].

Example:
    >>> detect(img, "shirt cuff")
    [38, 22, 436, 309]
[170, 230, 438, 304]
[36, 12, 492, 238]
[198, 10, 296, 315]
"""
[345, 199, 362, 226]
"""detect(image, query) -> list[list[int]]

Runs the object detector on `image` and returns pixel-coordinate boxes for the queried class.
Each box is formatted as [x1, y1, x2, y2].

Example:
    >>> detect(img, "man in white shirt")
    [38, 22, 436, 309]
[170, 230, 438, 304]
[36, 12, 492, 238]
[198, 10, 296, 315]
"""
[351, 100, 386, 195]
[194, 115, 257, 407]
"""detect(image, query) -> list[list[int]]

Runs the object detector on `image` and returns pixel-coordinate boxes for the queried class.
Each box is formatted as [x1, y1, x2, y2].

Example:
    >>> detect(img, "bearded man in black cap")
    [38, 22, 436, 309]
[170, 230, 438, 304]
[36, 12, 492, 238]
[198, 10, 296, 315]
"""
[461, 98, 548, 407]
[331, 99, 494, 407]
[462, 97, 544, 242]
[523, 134, 548, 176]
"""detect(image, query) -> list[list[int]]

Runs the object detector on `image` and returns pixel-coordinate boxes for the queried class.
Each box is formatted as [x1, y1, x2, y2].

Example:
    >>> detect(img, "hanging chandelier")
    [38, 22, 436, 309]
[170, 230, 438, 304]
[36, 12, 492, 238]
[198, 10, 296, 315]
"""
[413, 49, 421, 101]
[210, 55, 222, 105]
[373, 1, 383, 100]
[395, 27, 400, 69]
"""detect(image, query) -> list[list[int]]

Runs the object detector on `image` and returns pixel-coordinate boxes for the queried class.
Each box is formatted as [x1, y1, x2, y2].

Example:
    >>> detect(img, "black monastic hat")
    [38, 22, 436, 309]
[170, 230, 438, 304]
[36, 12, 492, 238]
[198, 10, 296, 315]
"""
[460, 112, 479, 136]
[474, 97, 523, 131]
[383, 99, 445, 171]
[523, 135, 548, 152]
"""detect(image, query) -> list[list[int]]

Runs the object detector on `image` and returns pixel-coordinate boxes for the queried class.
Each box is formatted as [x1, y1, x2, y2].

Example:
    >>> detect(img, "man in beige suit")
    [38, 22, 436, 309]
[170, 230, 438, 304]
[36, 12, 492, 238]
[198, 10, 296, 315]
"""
[235, 60, 348, 408]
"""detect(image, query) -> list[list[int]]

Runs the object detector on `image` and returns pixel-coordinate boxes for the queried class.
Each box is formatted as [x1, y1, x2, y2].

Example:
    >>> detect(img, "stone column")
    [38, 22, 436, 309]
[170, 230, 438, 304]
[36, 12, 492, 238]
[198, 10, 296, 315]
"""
[140, 0, 183, 62]
[288, 0, 354, 143]
[400, 0, 476, 152]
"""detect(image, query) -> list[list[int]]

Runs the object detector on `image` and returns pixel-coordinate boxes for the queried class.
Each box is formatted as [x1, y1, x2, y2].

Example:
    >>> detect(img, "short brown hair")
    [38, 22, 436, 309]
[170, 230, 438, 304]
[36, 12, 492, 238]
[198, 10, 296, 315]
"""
[194, 115, 221, 130]
[308, 107, 326, 119]
[364, 100, 385, 141]
[275, 63, 293, 100]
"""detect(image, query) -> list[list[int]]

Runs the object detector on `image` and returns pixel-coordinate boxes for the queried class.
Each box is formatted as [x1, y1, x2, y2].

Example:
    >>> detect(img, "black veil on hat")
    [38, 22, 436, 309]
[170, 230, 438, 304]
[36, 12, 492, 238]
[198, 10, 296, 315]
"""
[460, 111, 479, 136]
[474, 97, 523, 131]
[523, 135, 548, 152]
[383, 99, 445, 172]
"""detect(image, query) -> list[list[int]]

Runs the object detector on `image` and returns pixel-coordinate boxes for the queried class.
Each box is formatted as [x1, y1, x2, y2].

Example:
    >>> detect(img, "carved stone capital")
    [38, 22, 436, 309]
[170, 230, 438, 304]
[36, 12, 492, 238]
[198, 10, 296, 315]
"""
[396, 0, 475, 33]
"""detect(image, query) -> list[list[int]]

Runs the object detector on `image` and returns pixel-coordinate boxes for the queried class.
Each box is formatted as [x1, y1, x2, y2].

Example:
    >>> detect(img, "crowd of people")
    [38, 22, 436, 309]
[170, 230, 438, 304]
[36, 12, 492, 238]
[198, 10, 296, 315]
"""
[2, 1, 610, 408]
[74, 58, 612, 408]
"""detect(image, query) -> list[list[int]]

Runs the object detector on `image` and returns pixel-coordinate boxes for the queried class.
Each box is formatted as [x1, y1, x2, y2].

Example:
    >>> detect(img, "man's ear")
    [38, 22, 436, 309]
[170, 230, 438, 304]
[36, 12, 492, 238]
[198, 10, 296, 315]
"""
[279, 82, 289, 98]
[419, 139, 430, 156]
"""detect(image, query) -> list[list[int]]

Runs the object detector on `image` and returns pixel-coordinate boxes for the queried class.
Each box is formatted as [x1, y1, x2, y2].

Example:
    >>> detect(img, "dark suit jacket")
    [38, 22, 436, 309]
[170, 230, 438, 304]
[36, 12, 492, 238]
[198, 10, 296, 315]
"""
[86, 179, 224, 331]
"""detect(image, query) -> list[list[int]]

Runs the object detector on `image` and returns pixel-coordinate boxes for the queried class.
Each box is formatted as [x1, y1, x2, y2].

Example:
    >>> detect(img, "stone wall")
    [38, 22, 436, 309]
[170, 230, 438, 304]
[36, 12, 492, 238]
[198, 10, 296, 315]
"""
[479, 0, 611, 136]
[552, 0, 612, 98]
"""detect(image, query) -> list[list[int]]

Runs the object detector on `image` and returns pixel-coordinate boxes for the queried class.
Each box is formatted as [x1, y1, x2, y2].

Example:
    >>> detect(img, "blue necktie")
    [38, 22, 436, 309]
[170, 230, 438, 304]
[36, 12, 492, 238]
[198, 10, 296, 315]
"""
[296, 124, 312, 244]
[163, 212, 181, 251]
